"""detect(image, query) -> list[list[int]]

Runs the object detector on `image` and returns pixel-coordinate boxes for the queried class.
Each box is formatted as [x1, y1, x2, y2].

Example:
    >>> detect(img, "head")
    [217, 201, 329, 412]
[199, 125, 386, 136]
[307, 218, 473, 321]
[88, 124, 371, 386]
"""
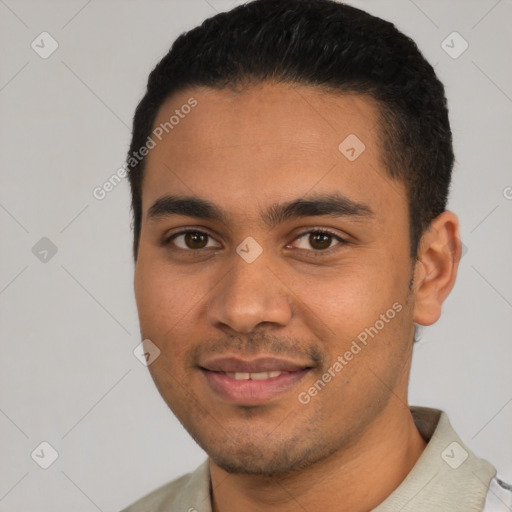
[127, 0, 454, 262]
[128, 0, 461, 476]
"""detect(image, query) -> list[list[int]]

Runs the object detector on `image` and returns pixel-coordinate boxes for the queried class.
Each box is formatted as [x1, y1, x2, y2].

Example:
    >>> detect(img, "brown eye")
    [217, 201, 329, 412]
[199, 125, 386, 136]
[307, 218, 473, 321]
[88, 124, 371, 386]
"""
[166, 230, 220, 251]
[184, 232, 208, 249]
[308, 232, 333, 250]
[292, 230, 344, 252]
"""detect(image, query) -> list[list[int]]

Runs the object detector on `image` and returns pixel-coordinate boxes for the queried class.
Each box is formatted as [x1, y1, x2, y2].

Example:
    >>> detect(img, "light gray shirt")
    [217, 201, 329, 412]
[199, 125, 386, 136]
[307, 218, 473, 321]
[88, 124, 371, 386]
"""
[121, 406, 511, 511]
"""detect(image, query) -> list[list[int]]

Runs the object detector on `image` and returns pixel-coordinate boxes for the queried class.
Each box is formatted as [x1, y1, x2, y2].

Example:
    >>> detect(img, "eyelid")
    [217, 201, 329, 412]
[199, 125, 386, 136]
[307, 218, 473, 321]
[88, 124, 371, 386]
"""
[163, 227, 349, 253]
[288, 227, 348, 251]
[163, 228, 221, 249]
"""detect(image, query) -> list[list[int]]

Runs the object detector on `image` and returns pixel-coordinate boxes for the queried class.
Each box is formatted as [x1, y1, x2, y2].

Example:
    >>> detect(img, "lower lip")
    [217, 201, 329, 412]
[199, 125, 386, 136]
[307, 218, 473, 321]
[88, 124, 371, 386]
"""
[201, 369, 310, 406]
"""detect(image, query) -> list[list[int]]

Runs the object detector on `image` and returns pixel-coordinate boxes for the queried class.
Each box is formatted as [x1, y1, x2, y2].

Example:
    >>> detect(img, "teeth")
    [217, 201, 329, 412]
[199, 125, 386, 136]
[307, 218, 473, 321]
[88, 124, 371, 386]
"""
[251, 371, 273, 380]
[232, 372, 250, 380]
[226, 371, 283, 380]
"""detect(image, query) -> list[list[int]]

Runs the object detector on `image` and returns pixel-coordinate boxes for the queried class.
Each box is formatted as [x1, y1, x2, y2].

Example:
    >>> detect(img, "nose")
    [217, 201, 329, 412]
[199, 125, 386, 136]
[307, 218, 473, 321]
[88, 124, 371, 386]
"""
[206, 253, 293, 335]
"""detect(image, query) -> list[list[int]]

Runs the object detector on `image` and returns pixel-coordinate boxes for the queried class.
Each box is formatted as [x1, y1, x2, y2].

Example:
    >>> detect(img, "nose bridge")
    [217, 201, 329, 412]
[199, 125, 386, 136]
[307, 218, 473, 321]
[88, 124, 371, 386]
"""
[207, 250, 292, 334]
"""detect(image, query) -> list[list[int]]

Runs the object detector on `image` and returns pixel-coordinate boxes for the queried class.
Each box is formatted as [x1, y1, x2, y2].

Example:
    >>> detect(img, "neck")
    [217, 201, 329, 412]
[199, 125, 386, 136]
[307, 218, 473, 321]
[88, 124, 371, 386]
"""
[210, 402, 427, 512]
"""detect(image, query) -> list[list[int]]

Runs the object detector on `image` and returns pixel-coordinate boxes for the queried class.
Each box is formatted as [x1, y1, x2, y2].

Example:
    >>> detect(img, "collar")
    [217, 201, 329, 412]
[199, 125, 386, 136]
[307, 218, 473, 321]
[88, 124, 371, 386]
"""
[130, 407, 496, 512]
[372, 406, 496, 511]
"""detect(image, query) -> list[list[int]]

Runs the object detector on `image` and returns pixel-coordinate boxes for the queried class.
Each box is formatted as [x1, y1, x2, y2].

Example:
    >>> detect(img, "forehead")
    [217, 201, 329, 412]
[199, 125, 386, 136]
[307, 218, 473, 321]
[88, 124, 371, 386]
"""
[142, 82, 403, 222]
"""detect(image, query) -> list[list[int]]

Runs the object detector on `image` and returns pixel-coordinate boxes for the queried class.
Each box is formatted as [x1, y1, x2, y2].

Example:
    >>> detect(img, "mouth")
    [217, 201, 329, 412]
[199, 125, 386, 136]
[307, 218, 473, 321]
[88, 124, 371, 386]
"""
[224, 370, 286, 380]
[198, 356, 313, 406]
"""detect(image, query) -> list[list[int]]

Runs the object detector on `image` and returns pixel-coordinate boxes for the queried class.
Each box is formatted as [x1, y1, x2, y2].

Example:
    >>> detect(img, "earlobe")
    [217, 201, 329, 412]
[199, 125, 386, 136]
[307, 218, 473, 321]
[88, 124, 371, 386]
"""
[412, 211, 461, 326]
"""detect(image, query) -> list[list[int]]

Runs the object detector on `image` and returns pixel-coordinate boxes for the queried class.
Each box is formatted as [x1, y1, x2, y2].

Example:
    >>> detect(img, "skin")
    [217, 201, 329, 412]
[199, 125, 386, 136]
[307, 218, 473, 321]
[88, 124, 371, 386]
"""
[134, 82, 461, 512]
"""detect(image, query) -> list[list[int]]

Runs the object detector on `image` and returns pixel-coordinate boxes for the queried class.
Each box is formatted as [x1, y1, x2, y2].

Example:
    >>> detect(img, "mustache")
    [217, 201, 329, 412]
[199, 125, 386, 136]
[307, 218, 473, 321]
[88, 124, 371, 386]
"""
[186, 332, 325, 367]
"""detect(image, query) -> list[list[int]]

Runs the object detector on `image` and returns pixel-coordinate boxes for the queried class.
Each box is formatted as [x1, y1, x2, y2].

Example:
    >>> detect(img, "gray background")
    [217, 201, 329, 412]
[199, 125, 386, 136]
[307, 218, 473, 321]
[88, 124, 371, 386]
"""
[0, 0, 511, 510]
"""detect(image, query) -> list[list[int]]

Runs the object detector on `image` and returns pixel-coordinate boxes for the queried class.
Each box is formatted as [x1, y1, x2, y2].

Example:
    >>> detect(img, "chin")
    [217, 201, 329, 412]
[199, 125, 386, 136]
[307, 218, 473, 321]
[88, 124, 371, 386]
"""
[207, 438, 337, 477]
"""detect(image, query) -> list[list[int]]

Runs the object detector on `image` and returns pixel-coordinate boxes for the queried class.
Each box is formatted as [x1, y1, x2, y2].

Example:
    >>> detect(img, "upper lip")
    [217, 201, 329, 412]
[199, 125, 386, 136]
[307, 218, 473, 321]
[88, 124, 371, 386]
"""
[199, 356, 312, 373]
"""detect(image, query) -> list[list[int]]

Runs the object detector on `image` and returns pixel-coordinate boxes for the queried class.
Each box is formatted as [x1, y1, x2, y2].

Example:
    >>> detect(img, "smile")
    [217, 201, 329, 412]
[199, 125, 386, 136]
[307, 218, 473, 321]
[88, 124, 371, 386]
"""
[198, 356, 313, 406]
[225, 371, 284, 380]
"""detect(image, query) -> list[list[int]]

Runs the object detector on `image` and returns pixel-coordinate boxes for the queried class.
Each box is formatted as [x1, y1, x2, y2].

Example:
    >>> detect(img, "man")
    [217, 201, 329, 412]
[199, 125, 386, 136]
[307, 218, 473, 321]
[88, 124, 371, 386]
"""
[121, 0, 511, 510]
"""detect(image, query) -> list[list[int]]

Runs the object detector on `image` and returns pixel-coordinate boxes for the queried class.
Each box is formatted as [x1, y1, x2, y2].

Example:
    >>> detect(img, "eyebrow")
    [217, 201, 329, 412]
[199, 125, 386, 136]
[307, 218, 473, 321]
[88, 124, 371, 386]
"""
[147, 193, 373, 228]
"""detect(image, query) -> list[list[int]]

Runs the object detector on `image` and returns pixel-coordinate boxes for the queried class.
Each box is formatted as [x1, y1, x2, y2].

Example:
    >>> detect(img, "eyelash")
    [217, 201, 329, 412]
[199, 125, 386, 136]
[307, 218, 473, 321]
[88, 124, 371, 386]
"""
[163, 228, 348, 257]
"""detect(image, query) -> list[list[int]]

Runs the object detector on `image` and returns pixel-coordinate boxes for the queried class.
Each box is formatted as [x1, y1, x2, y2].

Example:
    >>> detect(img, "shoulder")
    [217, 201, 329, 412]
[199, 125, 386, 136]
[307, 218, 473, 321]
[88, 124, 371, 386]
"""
[119, 459, 211, 512]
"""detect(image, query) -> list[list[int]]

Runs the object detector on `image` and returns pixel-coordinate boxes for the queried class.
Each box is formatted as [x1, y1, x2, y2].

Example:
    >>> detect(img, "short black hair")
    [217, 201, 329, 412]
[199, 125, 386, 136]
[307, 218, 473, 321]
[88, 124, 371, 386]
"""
[127, 0, 454, 262]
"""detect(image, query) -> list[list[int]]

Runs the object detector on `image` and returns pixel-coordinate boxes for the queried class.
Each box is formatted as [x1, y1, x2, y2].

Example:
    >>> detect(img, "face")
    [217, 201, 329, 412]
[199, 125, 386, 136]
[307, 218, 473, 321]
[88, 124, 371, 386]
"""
[134, 82, 418, 475]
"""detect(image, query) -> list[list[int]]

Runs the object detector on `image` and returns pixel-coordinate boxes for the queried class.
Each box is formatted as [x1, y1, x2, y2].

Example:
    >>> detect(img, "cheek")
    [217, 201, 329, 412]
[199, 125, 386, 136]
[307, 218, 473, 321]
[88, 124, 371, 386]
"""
[135, 264, 207, 380]
[134, 257, 200, 342]
[292, 257, 411, 364]
[297, 260, 400, 321]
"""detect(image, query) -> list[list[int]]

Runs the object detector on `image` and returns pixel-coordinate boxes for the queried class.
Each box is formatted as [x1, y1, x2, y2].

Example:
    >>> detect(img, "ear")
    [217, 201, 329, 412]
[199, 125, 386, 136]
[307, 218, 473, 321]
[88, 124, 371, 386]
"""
[412, 211, 461, 326]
